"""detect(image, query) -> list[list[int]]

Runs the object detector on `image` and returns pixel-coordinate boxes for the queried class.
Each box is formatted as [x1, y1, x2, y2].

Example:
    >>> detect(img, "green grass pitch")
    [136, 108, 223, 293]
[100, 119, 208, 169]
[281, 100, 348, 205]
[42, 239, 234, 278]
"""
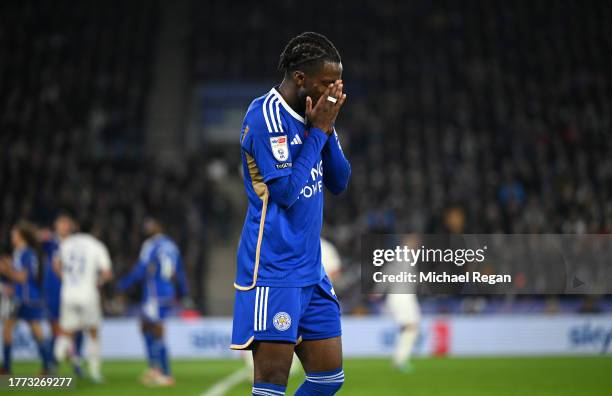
[10, 356, 612, 395]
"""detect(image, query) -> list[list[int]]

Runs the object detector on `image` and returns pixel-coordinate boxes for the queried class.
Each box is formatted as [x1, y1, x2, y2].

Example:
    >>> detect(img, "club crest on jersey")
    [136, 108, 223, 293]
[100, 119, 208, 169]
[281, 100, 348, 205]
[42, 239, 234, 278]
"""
[270, 135, 289, 162]
[273, 312, 292, 331]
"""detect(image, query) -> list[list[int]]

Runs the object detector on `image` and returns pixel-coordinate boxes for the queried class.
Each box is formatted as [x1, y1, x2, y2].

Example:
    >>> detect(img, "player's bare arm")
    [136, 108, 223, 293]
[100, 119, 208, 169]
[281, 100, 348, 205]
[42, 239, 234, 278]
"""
[98, 269, 113, 286]
[0, 261, 27, 284]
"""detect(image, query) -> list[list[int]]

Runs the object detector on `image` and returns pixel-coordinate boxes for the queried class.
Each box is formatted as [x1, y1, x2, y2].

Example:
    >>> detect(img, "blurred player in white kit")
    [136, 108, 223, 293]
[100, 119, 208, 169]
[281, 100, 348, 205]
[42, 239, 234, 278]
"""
[386, 294, 420, 371]
[385, 234, 421, 372]
[320, 237, 342, 284]
[53, 215, 113, 382]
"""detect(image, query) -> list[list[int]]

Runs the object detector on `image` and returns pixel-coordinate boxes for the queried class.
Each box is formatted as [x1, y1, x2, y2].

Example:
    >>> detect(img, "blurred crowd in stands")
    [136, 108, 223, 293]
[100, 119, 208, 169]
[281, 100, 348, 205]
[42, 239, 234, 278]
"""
[194, 0, 611, 251]
[0, 0, 214, 304]
[197, 0, 612, 312]
[2, 0, 611, 313]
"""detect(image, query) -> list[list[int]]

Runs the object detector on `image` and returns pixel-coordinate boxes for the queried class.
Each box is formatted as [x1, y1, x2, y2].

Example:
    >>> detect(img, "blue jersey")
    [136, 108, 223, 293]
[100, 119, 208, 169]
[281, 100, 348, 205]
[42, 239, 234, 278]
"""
[235, 87, 351, 289]
[117, 234, 188, 305]
[12, 247, 42, 305]
[42, 237, 61, 307]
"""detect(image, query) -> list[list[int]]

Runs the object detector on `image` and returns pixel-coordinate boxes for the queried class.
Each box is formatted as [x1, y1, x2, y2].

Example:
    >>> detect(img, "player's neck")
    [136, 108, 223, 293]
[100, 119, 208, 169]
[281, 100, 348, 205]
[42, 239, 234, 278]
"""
[59, 232, 72, 241]
[278, 80, 305, 116]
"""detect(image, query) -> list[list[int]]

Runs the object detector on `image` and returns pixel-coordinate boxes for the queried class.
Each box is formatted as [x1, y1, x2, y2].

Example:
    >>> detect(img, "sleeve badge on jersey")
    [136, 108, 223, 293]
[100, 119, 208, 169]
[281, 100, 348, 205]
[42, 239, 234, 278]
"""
[270, 135, 289, 162]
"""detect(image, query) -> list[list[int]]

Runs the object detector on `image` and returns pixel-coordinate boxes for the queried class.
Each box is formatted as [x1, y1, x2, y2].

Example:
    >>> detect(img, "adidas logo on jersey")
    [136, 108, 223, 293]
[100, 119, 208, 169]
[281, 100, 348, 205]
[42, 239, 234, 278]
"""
[290, 135, 303, 145]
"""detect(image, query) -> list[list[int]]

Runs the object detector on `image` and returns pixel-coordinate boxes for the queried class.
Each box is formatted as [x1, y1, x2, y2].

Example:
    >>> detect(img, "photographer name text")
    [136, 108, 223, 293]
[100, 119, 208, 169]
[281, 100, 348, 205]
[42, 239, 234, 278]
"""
[373, 271, 512, 285]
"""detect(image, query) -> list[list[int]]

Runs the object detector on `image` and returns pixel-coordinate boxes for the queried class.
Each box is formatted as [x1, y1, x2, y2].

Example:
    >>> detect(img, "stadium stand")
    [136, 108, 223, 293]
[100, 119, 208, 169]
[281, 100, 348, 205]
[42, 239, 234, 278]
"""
[0, 0, 215, 305]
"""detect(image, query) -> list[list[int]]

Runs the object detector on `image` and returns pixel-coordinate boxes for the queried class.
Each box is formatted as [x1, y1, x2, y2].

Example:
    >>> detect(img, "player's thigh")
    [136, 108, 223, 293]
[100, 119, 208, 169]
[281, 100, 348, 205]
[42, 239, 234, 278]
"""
[295, 336, 343, 372]
[81, 301, 102, 329]
[50, 320, 61, 336]
[139, 314, 165, 338]
[295, 276, 343, 372]
[3, 318, 16, 341]
[27, 320, 44, 341]
[59, 302, 81, 332]
[252, 340, 295, 385]
[149, 321, 164, 338]
[88, 327, 98, 340]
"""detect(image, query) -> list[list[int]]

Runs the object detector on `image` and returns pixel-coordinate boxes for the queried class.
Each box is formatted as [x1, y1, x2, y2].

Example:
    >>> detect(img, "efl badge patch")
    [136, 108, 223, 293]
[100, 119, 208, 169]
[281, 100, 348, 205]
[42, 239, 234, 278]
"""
[270, 136, 289, 162]
[273, 312, 292, 331]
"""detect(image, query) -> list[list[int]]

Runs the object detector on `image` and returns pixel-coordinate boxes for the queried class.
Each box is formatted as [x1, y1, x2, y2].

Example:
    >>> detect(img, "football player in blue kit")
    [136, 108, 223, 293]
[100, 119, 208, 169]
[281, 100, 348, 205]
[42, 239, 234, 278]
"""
[0, 221, 52, 374]
[117, 216, 188, 387]
[231, 32, 351, 396]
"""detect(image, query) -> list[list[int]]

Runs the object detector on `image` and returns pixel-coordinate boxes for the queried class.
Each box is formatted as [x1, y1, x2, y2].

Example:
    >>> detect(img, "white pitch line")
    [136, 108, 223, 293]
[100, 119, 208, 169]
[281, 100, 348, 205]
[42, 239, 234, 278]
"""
[199, 367, 250, 396]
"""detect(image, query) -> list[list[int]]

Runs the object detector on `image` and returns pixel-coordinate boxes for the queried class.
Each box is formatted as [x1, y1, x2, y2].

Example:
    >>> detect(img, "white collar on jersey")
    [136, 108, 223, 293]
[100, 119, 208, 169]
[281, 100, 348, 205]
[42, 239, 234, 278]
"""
[271, 87, 306, 124]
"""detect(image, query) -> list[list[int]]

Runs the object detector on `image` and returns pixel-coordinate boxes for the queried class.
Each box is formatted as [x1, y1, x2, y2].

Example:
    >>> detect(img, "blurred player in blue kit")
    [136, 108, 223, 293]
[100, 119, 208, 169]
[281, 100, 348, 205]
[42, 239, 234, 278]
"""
[117, 216, 189, 387]
[0, 221, 52, 374]
[231, 32, 351, 396]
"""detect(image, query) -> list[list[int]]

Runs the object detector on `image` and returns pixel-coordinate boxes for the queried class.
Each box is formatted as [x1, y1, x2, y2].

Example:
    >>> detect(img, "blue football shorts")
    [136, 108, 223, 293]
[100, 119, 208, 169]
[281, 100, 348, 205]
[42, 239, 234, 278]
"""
[46, 295, 61, 321]
[231, 274, 341, 349]
[16, 302, 44, 321]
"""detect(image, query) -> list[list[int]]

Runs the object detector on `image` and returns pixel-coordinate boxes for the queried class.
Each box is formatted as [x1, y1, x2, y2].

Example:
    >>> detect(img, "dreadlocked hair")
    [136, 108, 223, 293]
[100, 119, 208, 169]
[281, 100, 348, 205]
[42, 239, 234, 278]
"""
[278, 32, 341, 73]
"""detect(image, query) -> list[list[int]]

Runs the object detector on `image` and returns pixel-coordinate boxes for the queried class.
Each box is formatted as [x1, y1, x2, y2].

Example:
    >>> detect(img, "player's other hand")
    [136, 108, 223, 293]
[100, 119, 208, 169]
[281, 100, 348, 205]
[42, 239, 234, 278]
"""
[306, 80, 347, 135]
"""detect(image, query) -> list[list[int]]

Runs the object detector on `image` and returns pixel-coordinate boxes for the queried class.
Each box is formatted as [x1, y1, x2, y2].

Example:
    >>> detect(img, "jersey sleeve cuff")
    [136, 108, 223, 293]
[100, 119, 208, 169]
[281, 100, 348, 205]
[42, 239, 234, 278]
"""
[309, 127, 329, 141]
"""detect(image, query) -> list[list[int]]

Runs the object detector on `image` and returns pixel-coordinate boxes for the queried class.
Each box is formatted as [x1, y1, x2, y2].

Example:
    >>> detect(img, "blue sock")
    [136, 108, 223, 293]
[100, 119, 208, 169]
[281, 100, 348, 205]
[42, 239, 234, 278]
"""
[2, 344, 12, 372]
[151, 338, 170, 375]
[49, 337, 58, 364]
[143, 332, 155, 367]
[158, 341, 170, 375]
[74, 331, 84, 358]
[252, 382, 286, 396]
[295, 368, 345, 395]
[36, 341, 50, 371]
